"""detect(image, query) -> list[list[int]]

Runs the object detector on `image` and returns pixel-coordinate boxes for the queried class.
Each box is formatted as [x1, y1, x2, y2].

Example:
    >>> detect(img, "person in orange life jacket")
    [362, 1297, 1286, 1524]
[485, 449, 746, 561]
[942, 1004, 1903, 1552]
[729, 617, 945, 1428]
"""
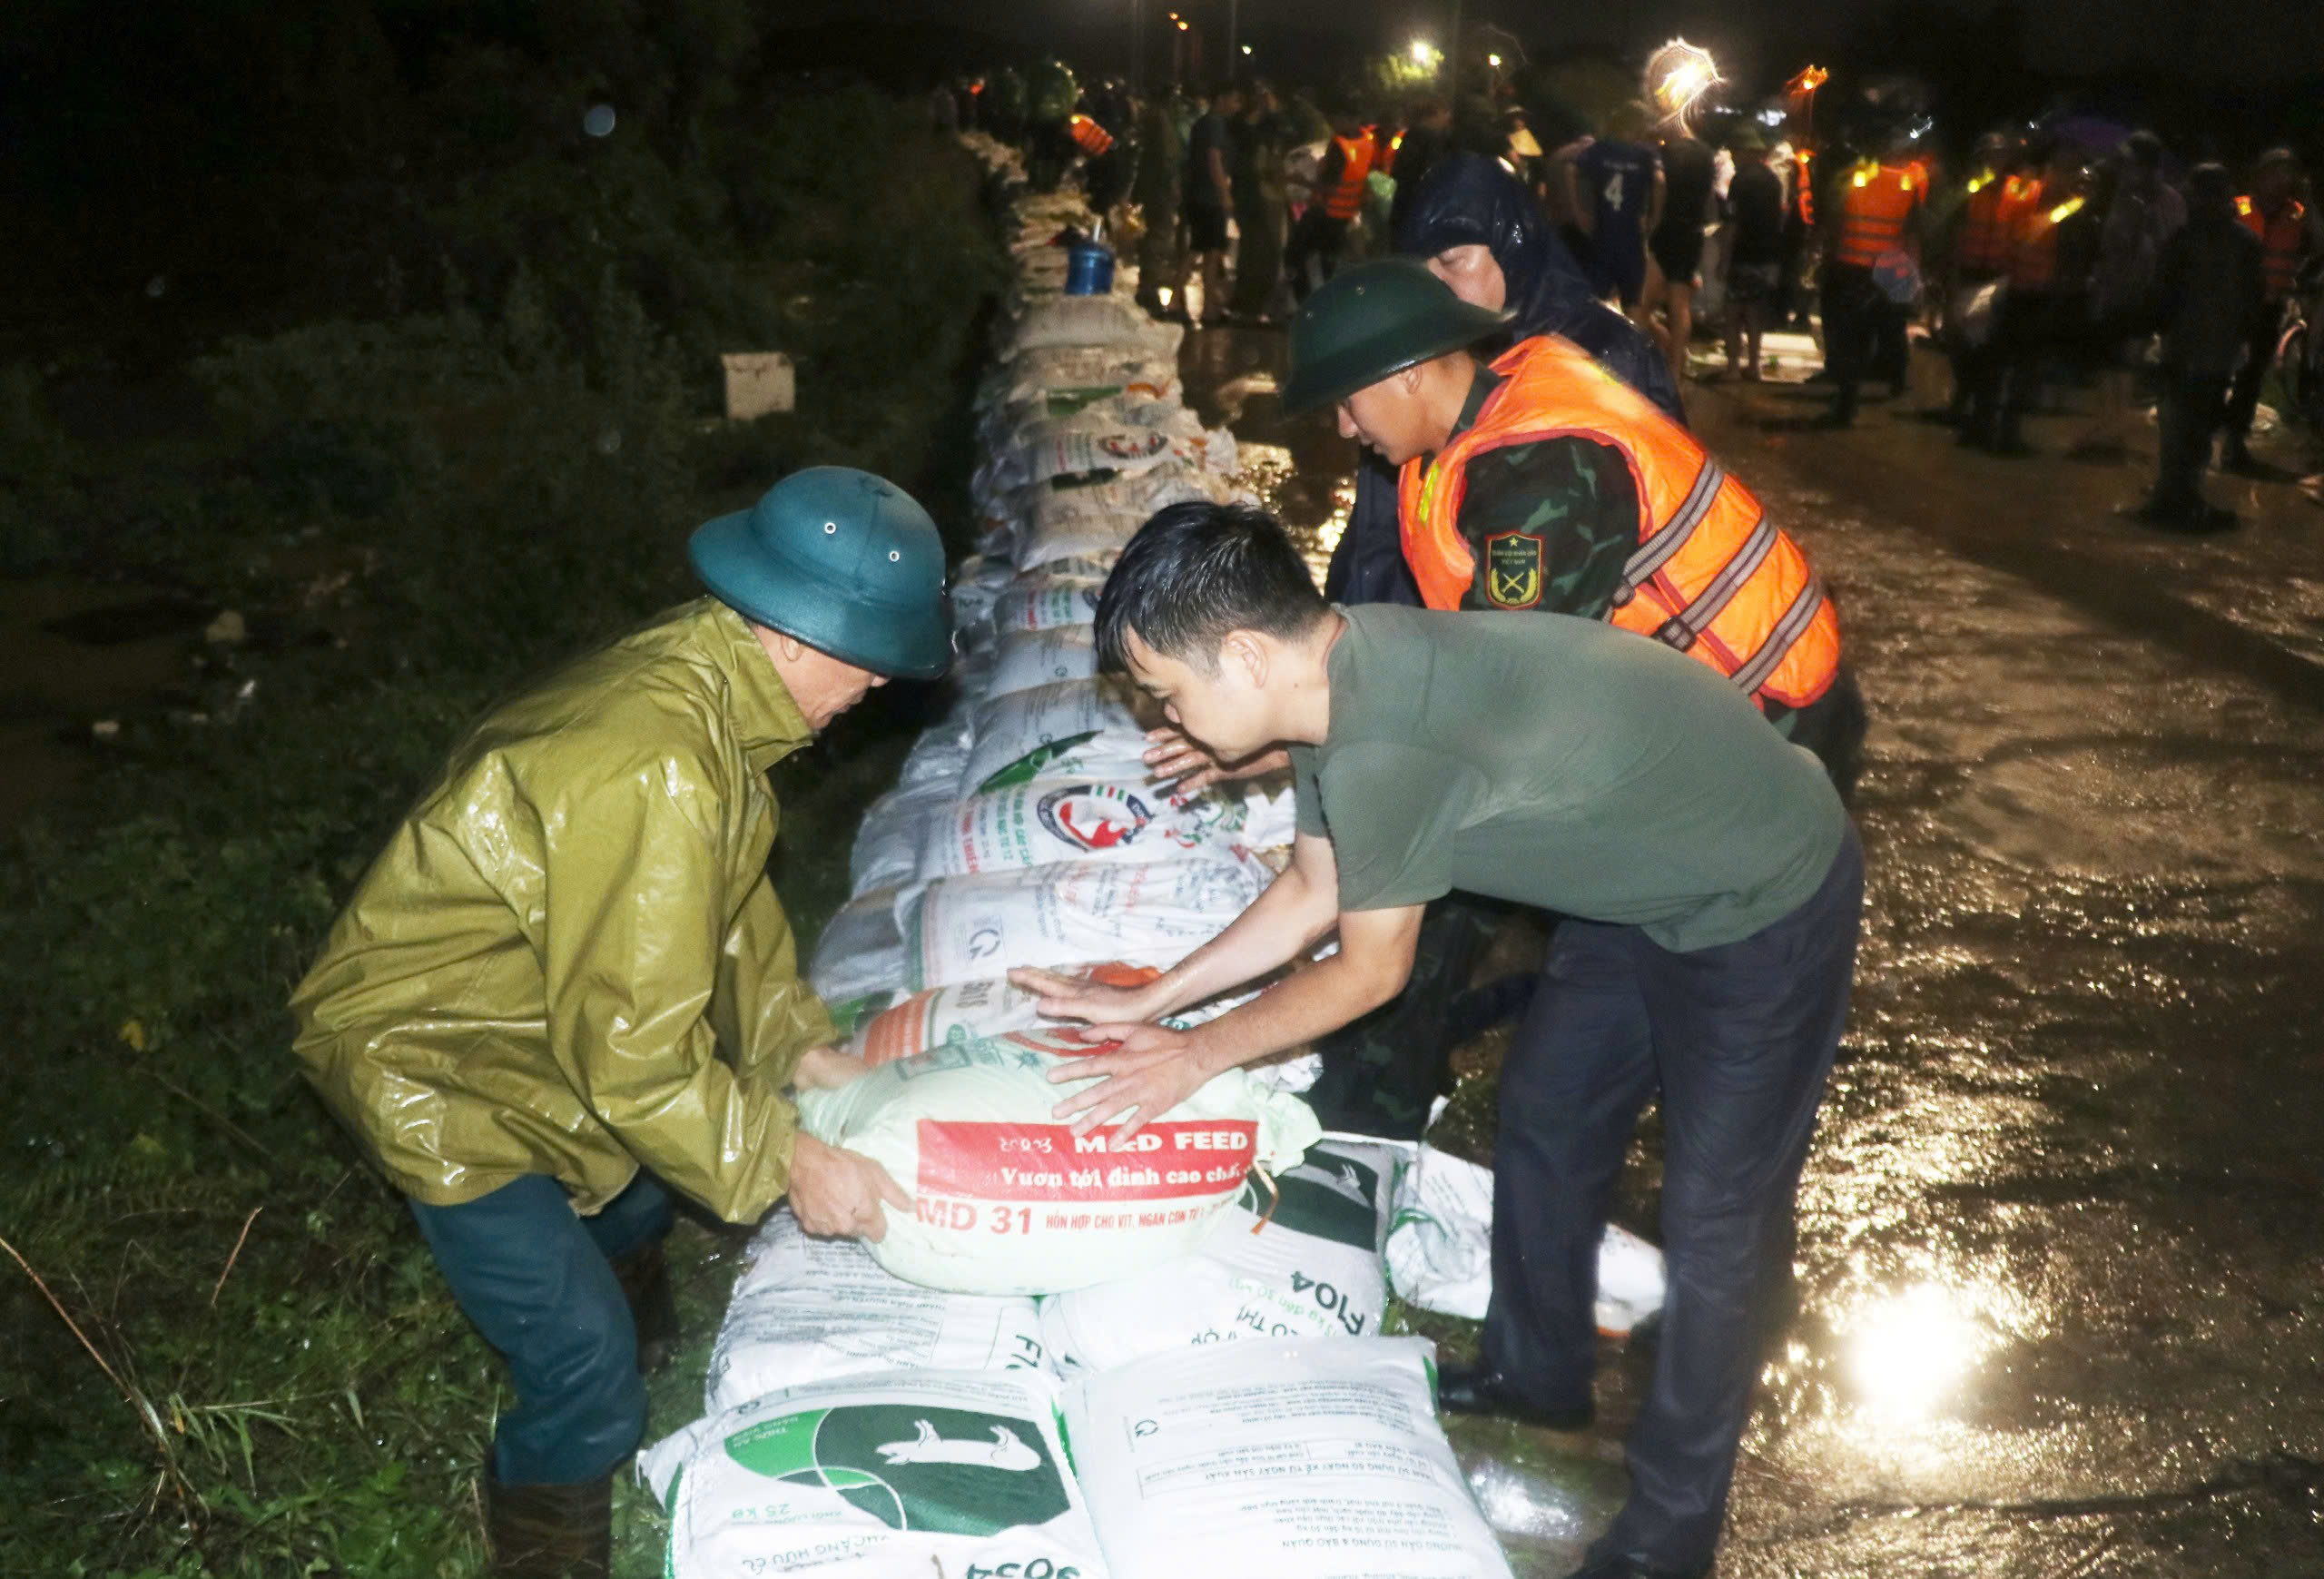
[1285, 106, 1378, 301]
[1934, 133, 2014, 422]
[2223, 148, 2324, 472]
[1015, 502, 1862, 1579]
[1976, 142, 2097, 456]
[1285, 258, 1865, 793]
[1818, 129, 1925, 427]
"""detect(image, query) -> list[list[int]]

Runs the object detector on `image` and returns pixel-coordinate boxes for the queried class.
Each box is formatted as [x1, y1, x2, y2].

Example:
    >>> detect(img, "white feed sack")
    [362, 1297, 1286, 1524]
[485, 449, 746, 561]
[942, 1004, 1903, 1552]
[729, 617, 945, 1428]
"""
[796, 1029, 1321, 1296]
[960, 677, 1152, 794]
[899, 854, 1272, 992]
[1008, 464, 1240, 571]
[706, 1210, 1047, 1413]
[1062, 1336, 1515, 1579]
[1040, 1139, 1403, 1373]
[1000, 292, 1177, 354]
[990, 568, 1107, 635]
[986, 626, 1099, 696]
[849, 779, 957, 898]
[809, 887, 908, 1007]
[643, 1369, 1105, 1579]
[1384, 1142, 1669, 1336]
[844, 963, 1160, 1066]
[919, 772, 1255, 879]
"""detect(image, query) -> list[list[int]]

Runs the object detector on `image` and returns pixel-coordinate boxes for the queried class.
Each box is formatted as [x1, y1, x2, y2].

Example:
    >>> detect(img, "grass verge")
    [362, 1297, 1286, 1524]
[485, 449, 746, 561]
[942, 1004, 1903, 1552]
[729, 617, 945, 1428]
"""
[0, 87, 1001, 1579]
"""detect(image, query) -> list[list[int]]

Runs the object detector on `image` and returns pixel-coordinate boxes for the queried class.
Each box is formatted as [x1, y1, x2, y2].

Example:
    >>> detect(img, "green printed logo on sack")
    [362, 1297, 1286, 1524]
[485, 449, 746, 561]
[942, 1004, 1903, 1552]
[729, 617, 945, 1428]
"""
[980, 732, 1101, 792]
[724, 1404, 1072, 1537]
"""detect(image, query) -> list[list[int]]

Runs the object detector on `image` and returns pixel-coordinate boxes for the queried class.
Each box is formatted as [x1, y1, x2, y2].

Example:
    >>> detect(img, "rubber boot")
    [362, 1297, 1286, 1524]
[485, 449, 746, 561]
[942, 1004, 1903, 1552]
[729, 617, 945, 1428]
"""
[609, 1239, 679, 1376]
[484, 1470, 612, 1579]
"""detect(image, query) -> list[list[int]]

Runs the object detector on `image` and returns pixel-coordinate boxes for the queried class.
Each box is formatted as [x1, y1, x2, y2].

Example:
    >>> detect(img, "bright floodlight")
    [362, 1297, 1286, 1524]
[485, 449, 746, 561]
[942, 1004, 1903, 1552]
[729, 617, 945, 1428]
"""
[1646, 38, 1722, 126]
[1410, 39, 1439, 67]
[1487, 53, 1503, 68]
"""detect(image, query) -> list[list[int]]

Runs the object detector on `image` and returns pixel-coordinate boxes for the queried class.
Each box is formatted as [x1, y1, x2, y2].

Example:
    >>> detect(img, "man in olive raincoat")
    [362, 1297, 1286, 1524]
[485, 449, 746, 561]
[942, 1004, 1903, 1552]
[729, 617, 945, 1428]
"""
[290, 467, 950, 1579]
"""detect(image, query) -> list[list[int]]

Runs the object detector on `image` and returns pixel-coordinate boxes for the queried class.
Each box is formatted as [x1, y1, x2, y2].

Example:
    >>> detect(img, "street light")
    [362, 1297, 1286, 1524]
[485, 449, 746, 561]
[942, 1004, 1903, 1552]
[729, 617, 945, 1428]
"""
[1410, 38, 1440, 69]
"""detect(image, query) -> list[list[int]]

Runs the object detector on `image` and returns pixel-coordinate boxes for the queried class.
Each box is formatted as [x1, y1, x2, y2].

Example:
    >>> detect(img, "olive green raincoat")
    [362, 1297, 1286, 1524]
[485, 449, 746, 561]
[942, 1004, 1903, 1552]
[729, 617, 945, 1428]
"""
[291, 598, 833, 1221]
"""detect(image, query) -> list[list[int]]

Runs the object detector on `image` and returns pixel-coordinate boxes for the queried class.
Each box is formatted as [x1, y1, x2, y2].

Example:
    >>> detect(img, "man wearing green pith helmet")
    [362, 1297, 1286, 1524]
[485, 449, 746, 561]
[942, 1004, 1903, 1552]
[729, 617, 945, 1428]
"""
[290, 467, 944, 1578]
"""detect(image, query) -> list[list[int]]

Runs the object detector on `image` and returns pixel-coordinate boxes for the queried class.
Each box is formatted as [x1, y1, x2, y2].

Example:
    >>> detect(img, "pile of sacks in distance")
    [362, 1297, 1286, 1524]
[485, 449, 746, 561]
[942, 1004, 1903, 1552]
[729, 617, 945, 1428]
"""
[639, 137, 1665, 1579]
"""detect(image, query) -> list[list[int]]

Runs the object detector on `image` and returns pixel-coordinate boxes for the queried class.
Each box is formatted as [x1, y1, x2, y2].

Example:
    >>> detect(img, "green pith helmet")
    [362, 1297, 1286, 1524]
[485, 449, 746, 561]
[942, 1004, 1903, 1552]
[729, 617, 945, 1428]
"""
[1282, 258, 1514, 415]
[689, 467, 951, 681]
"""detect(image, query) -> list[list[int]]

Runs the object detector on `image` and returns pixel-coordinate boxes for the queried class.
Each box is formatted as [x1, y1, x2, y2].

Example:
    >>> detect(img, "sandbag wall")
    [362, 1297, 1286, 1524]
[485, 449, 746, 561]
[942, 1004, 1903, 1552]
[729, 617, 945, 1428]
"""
[638, 137, 1620, 1579]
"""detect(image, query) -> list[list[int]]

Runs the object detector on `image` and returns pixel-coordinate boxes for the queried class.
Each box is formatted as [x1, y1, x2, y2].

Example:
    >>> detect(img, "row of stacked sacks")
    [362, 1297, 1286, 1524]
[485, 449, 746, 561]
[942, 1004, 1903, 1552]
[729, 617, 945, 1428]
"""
[640, 139, 1663, 1579]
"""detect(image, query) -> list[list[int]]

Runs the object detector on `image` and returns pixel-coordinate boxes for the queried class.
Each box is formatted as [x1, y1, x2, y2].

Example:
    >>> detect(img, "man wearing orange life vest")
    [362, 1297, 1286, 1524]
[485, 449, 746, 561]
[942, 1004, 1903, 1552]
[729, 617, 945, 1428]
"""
[2223, 148, 2323, 473]
[1818, 132, 1925, 427]
[1282, 257, 1866, 795]
[1977, 140, 2094, 455]
[1285, 106, 1378, 301]
[1937, 132, 2015, 425]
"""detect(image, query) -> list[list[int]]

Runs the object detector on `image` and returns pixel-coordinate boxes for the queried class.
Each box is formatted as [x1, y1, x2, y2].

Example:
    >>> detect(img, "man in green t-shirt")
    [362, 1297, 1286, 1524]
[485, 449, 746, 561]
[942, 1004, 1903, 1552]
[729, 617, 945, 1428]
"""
[1013, 501, 1861, 1579]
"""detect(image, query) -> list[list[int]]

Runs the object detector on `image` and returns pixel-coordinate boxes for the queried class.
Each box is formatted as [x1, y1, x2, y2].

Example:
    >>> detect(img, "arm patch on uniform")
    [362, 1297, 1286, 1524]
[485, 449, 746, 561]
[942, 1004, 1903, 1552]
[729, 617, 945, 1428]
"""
[1484, 530, 1546, 609]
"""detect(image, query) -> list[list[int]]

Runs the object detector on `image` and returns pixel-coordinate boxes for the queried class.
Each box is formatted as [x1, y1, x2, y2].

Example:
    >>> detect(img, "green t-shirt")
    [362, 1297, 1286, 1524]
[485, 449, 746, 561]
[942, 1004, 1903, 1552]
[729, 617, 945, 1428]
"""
[1289, 605, 1846, 952]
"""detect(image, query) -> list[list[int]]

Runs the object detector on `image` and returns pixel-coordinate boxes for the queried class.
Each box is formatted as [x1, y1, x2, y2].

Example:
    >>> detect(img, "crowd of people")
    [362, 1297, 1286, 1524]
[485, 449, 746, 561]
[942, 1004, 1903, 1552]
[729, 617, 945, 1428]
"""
[942, 61, 2321, 535]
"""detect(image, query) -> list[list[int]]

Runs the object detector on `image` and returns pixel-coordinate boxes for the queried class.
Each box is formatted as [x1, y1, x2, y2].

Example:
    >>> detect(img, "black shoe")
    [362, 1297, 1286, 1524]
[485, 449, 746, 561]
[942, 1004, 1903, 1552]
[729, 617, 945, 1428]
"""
[1563, 1554, 1712, 1579]
[1434, 1362, 1594, 1431]
[484, 1469, 611, 1579]
[610, 1239, 680, 1375]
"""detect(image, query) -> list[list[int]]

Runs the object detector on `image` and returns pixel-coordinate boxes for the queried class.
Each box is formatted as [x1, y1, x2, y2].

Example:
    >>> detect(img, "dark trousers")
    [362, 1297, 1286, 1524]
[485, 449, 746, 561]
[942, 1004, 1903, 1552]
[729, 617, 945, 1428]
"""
[1993, 288, 2060, 445]
[1305, 894, 1501, 1139]
[1285, 211, 1354, 301]
[1819, 263, 1878, 419]
[2222, 306, 2284, 448]
[410, 1170, 674, 1485]
[1485, 823, 1864, 1573]
[1231, 194, 1286, 316]
[2154, 370, 2232, 513]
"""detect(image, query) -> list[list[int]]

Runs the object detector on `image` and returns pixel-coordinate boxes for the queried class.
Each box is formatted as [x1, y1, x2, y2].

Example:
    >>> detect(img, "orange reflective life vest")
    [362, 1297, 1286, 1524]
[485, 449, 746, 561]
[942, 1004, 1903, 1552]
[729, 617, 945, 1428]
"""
[1324, 131, 1377, 220]
[1789, 146, 1816, 227]
[2007, 193, 2085, 291]
[1955, 170, 2009, 272]
[1396, 337, 1842, 711]
[2237, 195, 2309, 301]
[1381, 128, 1405, 176]
[1835, 162, 1920, 268]
[1068, 113, 1115, 157]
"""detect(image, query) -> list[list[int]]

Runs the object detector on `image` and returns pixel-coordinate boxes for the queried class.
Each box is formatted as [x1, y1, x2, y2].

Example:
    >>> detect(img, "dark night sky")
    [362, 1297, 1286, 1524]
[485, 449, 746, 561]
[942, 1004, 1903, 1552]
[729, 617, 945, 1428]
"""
[773, 0, 2324, 89]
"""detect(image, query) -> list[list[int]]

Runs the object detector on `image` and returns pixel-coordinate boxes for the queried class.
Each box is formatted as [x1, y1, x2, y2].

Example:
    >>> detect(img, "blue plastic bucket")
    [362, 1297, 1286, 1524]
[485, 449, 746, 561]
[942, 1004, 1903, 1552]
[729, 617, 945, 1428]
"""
[1064, 241, 1117, 296]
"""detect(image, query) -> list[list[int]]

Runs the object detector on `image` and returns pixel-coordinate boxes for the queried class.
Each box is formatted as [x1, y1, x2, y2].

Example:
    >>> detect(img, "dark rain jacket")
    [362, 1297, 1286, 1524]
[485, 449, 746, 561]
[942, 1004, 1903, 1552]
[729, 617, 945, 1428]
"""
[290, 597, 833, 1220]
[1326, 153, 1685, 606]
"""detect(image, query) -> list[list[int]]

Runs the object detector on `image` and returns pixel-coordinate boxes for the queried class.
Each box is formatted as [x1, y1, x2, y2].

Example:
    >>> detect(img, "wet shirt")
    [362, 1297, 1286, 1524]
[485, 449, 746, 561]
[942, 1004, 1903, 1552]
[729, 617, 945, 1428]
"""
[1185, 111, 1231, 211]
[1576, 139, 1660, 268]
[1727, 162, 1786, 266]
[1655, 135, 1718, 243]
[1290, 605, 1846, 950]
[1443, 365, 1642, 618]
[290, 598, 833, 1219]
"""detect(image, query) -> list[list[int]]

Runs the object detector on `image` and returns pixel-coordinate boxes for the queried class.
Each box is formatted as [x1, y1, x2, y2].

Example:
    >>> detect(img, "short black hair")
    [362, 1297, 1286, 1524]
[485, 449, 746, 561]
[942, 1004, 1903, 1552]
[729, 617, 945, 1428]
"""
[1093, 501, 1328, 675]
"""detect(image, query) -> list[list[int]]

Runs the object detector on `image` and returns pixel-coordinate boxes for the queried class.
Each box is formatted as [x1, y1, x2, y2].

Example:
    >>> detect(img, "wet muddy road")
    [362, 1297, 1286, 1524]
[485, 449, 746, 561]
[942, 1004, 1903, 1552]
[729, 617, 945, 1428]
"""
[1182, 329, 2324, 1577]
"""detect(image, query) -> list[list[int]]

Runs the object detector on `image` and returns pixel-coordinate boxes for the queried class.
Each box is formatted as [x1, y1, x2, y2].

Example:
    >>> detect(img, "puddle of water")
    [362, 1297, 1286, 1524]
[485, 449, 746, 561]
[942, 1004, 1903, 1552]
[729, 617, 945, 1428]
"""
[0, 577, 203, 825]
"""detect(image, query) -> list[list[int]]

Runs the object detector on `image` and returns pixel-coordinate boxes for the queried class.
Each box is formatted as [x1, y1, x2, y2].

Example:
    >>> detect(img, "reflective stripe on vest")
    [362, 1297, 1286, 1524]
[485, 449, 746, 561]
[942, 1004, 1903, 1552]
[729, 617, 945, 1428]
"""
[1068, 113, 1115, 157]
[1836, 163, 1917, 268]
[1324, 132, 1377, 220]
[2008, 194, 2084, 291]
[1957, 172, 2008, 272]
[2238, 195, 2309, 301]
[1394, 336, 1843, 711]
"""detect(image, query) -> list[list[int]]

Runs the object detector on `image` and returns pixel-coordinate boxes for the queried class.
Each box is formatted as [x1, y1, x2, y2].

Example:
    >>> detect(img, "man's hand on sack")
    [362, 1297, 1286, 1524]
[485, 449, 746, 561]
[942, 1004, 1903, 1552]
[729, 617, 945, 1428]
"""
[1042, 1022, 1217, 1143]
[1143, 725, 1291, 793]
[1009, 964, 1174, 1026]
[791, 1043, 873, 1090]
[788, 1131, 911, 1240]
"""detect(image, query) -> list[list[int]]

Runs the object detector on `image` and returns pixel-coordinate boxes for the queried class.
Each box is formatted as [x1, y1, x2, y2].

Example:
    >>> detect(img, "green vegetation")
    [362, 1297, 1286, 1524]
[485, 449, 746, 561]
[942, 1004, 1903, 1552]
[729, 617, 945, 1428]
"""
[0, 58, 1004, 1579]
